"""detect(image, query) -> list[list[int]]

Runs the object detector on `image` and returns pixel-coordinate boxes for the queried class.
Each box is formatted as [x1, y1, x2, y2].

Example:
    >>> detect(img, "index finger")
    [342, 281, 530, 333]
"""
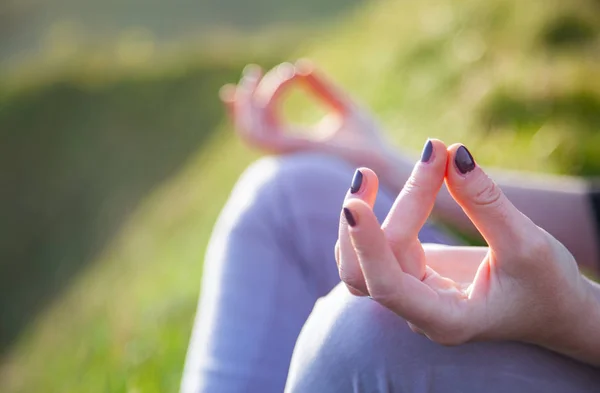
[381, 139, 448, 278]
[253, 62, 297, 125]
[295, 59, 352, 114]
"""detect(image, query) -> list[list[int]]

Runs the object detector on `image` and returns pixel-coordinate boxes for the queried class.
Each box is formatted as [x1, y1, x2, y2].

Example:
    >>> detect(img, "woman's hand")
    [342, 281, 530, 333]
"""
[336, 139, 600, 366]
[220, 60, 411, 181]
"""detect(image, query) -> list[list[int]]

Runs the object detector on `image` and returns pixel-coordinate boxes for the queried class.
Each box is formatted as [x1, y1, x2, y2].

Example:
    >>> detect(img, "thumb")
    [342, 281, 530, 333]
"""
[444, 144, 538, 255]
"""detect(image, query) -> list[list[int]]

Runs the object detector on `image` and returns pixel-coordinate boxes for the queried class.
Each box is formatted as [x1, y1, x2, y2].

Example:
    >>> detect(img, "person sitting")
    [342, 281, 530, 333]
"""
[180, 60, 600, 393]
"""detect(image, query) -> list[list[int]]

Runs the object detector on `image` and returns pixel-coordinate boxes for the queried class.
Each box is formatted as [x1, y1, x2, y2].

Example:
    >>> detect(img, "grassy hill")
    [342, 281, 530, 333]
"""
[0, 0, 363, 71]
[1, 0, 599, 391]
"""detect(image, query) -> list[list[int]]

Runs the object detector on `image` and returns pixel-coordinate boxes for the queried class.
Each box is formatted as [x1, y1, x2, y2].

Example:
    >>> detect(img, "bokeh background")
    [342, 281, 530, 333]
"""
[1, 0, 599, 391]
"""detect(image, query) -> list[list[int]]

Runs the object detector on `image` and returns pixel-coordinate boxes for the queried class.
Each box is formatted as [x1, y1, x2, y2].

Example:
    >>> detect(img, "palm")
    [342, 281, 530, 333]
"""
[415, 244, 534, 343]
[414, 244, 483, 336]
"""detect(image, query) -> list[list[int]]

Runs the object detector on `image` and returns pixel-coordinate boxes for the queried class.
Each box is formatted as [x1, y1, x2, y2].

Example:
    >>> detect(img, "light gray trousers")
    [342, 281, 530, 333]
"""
[181, 153, 600, 393]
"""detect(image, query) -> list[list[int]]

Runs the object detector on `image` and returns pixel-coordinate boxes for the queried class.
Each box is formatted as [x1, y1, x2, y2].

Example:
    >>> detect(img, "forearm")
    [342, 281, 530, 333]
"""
[377, 151, 600, 273]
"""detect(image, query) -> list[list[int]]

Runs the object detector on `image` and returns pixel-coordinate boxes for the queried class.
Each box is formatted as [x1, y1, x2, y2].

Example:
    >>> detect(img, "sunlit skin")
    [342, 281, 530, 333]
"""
[219, 60, 402, 176]
[348, 150, 600, 366]
[221, 60, 600, 367]
[338, 143, 595, 353]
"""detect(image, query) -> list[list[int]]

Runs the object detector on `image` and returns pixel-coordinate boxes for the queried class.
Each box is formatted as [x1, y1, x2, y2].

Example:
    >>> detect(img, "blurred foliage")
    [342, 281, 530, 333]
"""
[0, 59, 282, 356]
[0, 56, 272, 391]
[1, 0, 600, 391]
[0, 0, 363, 70]
[541, 14, 597, 49]
[481, 89, 600, 132]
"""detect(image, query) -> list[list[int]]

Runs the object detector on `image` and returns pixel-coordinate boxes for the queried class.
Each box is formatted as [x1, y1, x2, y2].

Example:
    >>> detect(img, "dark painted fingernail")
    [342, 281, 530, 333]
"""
[455, 145, 476, 174]
[343, 207, 357, 227]
[350, 169, 363, 194]
[420, 139, 433, 162]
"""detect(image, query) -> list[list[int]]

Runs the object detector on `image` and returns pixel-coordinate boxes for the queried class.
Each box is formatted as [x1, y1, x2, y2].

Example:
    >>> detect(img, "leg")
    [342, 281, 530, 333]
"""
[180, 153, 454, 393]
[286, 284, 600, 393]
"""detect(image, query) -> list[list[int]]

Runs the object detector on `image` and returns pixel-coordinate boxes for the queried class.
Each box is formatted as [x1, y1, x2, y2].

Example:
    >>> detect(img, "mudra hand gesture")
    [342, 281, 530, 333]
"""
[219, 59, 406, 177]
[221, 61, 600, 367]
[336, 139, 600, 366]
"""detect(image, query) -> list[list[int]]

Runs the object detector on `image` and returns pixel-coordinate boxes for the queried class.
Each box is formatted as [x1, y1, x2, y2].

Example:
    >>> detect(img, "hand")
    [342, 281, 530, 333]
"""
[220, 60, 410, 179]
[336, 139, 600, 366]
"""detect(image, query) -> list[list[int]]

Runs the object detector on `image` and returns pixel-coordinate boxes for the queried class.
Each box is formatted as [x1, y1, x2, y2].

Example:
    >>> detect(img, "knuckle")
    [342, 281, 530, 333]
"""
[403, 176, 420, 193]
[403, 174, 433, 197]
[471, 177, 503, 208]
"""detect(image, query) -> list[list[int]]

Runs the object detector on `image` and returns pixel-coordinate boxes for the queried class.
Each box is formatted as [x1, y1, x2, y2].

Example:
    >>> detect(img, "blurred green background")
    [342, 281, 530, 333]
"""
[0, 0, 599, 391]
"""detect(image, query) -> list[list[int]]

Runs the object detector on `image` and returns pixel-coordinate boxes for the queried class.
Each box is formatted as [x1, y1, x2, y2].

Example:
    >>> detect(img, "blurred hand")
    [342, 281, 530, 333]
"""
[336, 139, 600, 366]
[220, 60, 402, 175]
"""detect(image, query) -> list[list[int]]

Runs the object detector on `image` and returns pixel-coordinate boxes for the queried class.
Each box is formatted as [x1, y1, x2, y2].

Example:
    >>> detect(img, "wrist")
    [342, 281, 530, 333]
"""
[535, 276, 600, 367]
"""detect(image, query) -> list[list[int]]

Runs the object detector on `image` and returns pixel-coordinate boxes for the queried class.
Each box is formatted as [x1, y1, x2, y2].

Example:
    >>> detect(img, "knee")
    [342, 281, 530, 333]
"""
[220, 152, 354, 237]
[285, 285, 422, 392]
[232, 153, 353, 208]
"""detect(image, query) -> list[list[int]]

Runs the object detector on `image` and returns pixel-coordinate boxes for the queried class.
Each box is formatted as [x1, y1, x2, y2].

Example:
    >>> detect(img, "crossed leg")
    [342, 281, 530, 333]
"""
[180, 152, 599, 393]
[285, 283, 600, 392]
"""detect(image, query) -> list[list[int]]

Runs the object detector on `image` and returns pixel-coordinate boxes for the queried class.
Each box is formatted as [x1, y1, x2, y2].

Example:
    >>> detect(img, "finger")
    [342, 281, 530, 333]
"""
[344, 199, 441, 325]
[238, 64, 262, 95]
[219, 84, 236, 119]
[336, 238, 364, 296]
[295, 58, 351, 113]
[236, 64, 314, 153]
[253, 62, 296, 124]
[233, 65, 263, 136]
[338, 168, 379, 296]
[381, 139, 448, 279]
[347, 167, 379, 207]
[444, 144, 540, 256]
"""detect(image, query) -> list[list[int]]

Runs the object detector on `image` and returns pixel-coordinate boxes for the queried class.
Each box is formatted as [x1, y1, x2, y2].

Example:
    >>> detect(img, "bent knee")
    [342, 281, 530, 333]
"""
[222, 153, 354, 224]
[237, 153, 353, 201]
[285, 284, 422, 392]
[286, 286, 600, 393]
[217, 153, 352, 232]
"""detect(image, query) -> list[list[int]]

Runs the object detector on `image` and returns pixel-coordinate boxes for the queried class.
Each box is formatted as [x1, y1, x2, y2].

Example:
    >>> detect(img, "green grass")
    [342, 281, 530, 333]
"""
[0, 0, 364, 72]
[1, 0, 600, 391]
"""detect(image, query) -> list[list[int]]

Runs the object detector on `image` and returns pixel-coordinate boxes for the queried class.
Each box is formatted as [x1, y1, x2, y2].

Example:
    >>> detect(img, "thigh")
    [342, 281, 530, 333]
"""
[286, 284, 600, 393]
[182, 152, 458, 393]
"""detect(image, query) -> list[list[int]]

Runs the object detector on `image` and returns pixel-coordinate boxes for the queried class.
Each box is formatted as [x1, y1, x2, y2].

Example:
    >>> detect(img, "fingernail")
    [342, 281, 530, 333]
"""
[420, 139, 433, 162]
[343, 207, 357, 227]
[455, 145, 476, 174]
[350, 169, 363, 194]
